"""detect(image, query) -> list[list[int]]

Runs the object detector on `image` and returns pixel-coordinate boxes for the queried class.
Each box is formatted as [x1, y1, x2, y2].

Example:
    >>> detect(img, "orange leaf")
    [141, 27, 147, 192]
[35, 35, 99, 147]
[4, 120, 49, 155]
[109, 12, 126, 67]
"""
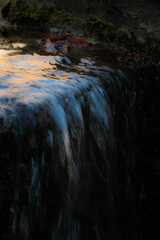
[67, 37, 88, 47]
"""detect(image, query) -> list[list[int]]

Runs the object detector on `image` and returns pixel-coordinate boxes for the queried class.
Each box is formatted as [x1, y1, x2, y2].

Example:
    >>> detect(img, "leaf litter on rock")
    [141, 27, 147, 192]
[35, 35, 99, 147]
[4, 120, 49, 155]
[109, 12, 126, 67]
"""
[37, 30, 88, 54]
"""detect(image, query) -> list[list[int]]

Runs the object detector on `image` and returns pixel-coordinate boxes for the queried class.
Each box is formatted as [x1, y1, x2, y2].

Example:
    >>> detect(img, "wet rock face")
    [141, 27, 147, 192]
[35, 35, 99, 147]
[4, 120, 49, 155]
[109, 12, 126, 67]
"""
[10, 0, 55, 8]
[133, 65, 160, 240]
[0, 0, 10, 17]
[0, 0, 10, 9]
[1, 0, 160, 44]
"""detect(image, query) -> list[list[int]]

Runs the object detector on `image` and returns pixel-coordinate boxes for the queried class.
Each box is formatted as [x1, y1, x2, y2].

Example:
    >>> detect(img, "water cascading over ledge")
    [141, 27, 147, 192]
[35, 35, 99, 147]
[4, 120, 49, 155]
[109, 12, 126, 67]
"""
[0, 54, 117, 240]
[0, 51, 159, 240]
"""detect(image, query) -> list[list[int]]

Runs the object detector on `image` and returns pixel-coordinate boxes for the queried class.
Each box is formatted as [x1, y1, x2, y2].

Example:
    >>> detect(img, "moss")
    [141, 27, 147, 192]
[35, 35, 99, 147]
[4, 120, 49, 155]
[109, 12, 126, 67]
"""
[9, 1, 56, 26]
[58, 10, 73, 22]
[86, 15, 114, 41]
[116, 26, 132, 40]
[87, 15, 113, 28]
[145, 41, 160, 62]
[132, 47, 140, 53]
[114, 36, 120, 45]
[87, 15, 103, 25]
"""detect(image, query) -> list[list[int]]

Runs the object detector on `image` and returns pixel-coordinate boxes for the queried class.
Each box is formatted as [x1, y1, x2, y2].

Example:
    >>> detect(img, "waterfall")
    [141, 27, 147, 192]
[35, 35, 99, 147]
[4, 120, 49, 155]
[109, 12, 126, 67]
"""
[0, 54, 117, 240]
[0, 50, 159, 240]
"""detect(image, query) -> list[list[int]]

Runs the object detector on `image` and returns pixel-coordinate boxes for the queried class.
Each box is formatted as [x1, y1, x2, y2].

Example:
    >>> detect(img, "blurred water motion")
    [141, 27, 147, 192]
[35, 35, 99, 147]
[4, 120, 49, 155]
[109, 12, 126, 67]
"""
[0, 49, 118, 240]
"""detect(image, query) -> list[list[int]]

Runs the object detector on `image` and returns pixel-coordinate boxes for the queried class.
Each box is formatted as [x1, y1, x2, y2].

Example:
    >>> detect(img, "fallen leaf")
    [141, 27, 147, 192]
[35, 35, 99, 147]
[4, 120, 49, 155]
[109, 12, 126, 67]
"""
[124, 55, 134, 62]
[68, 37, 88, 47]
[44, 39, 57, 53]
[37, 30, 88, 54]
[62, 44, 69, 53]
[35, 32, 61, 39]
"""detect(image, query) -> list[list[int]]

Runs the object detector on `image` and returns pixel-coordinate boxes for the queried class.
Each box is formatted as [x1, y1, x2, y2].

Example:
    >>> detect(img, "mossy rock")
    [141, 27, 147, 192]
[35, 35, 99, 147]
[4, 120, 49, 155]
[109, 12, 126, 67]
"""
[0, 0, 10, 9]
[0, 0, 10, 17]
[8, 0, 56, 26]
[58, 10, 73, 22]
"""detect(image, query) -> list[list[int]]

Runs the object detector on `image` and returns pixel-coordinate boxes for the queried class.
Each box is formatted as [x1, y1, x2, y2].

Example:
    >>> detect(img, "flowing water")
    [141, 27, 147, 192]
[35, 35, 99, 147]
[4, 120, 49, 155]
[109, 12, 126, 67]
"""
[0, 35, 159, 240]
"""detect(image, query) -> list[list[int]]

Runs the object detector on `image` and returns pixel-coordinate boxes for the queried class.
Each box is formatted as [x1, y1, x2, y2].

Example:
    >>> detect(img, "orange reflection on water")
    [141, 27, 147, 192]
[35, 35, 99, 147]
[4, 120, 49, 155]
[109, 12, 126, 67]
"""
[0, 51, 87, 106]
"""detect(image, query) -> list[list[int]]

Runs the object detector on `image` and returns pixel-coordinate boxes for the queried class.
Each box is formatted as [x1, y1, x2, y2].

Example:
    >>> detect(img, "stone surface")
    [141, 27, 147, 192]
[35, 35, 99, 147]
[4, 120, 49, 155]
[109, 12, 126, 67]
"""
[1, 0, 160, 43]
[0, 0, 10, 17]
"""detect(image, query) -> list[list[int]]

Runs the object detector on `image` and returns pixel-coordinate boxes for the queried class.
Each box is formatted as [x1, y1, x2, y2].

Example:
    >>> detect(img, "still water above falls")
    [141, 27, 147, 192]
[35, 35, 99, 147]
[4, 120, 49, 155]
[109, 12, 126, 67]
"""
[0, 47, 143, 240]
